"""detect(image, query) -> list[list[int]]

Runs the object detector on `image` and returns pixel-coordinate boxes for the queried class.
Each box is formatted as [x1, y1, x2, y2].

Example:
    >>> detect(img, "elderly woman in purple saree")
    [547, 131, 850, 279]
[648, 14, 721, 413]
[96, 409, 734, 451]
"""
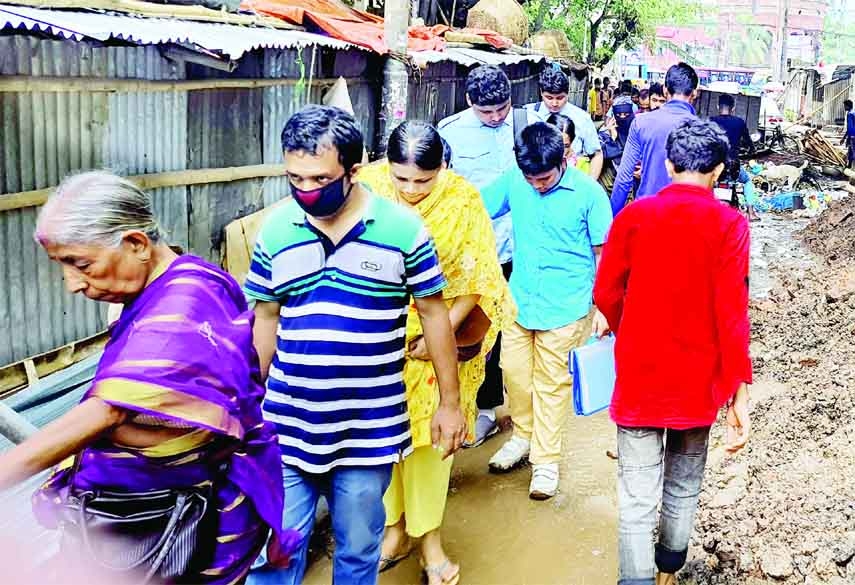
[0, 171, 297, 584]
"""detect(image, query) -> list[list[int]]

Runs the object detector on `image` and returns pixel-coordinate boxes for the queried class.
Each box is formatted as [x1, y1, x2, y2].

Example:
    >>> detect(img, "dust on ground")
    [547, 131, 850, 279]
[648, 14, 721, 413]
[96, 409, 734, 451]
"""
[685, 195, 855, 585]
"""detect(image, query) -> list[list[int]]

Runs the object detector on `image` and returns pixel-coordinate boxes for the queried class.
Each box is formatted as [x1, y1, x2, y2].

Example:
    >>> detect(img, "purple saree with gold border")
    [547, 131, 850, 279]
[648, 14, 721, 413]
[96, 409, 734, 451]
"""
[33, 255, 298, 584]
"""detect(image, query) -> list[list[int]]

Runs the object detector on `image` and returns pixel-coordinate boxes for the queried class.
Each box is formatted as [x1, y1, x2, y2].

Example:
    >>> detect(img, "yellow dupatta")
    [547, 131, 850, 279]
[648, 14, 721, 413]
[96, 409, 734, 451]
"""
[357, 161, 517, 447]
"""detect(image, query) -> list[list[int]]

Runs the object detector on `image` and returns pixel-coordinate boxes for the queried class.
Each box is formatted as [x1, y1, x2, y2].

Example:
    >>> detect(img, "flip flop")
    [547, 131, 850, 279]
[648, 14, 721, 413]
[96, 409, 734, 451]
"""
[421, 558, 460, 585]
[378, 547, 412, 573]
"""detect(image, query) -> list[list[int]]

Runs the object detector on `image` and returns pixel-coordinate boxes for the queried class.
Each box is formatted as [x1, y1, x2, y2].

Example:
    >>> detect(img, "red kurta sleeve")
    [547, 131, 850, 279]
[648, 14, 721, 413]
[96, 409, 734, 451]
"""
[712, 214, 753, 406]
[594, 210, 632, 333]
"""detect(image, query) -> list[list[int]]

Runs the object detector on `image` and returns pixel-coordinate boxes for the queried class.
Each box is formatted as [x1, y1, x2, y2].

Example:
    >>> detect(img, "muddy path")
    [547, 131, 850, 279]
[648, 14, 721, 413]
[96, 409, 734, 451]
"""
[305, 412, 619, 585]
[749, 214, 814, 300]
[303, 212, 812, 585]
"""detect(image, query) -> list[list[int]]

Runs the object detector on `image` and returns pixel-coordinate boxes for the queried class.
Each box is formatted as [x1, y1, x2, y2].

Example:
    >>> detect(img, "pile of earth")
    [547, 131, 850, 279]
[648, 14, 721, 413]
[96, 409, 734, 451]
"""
[682, 198, 855, 585]
[801, 196, 855, 263]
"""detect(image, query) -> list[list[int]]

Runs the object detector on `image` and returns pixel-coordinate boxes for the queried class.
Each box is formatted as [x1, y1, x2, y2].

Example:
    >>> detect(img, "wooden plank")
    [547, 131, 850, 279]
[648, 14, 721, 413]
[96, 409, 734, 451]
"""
[0, 76, 362, 94]
[1, 0, 301, 29]
[0, 163, 290, 212]
[0, 332, 108, 397]
[22, 360, 39, 387]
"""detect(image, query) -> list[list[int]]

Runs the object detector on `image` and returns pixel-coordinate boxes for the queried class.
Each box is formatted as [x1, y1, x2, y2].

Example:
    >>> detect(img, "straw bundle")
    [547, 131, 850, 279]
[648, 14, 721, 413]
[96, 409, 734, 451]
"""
[466, 0, 529, 45]
[528, 29, 572, 60]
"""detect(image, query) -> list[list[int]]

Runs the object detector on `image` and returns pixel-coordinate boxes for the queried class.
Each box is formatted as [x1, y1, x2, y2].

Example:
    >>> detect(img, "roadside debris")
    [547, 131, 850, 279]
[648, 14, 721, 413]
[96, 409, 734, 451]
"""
[801, 128, 849, 167]
[684, 193, 855, 585]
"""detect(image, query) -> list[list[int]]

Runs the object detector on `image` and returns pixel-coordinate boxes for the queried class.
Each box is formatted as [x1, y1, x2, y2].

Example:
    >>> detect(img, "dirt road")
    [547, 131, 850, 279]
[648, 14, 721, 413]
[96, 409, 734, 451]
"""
[303, 210, 826, 585]
[305, 411, 619, 585]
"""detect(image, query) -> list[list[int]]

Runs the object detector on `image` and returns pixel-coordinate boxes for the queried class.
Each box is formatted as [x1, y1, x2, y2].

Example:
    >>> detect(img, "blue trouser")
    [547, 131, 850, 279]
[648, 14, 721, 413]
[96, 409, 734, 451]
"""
[616, 426, 711, 585]
[248, 463, 393, 585]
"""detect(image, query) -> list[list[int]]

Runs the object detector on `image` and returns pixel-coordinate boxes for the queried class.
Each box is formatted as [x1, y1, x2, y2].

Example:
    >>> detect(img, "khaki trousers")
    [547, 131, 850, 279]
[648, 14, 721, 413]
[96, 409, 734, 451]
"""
[500, 316, 591, 465]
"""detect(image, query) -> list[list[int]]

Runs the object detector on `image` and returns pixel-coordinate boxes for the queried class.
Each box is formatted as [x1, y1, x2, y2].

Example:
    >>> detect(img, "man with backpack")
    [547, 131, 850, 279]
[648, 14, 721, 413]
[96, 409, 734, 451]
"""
[439, 65, 537, 447]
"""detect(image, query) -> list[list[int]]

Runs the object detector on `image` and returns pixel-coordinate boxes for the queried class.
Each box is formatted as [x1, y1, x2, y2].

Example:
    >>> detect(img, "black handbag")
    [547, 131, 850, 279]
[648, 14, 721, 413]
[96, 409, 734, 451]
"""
[59, 455, 212, 584]
[599, 131, 624, 161]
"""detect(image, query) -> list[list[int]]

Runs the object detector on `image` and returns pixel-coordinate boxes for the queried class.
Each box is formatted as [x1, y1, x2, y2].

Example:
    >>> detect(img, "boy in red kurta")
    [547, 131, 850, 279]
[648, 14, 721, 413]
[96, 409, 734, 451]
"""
[594, 119, 752, 585]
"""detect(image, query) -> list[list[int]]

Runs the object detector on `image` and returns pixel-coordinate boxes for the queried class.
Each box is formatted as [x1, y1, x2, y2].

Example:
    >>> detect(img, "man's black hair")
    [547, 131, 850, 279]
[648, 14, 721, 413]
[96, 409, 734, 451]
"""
[514, 122, 565, 176]
[620, 80, 633, 96]
[539, 67, 570, 95]
[281, 105, 363, 171]
[387, 121, 445, 171]
[845, 99, 854, 111]
[466, 65, 511, 107]
[631, 87, 641, 98]
[718, 94, 736, 110]
[665, 62, 699, 97]
[649, 82, 664, 97]
[594, 78, 602, 86]
[640, 89, 650, 100]
[603, 76, 611, 85]
[546, 113, 576, 143]
[666, 119, 729, 174]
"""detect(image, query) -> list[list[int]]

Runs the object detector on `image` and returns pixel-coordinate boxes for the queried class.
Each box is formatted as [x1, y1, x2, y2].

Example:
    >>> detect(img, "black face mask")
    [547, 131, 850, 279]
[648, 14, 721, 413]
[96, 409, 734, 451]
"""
[613, 104, 635, 139]
[291, 174, 353, 218]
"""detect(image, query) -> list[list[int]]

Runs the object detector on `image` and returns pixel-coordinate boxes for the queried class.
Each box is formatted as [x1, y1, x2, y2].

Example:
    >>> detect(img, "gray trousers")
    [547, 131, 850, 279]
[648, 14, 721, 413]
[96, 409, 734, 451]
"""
[616, 426, 711, 585]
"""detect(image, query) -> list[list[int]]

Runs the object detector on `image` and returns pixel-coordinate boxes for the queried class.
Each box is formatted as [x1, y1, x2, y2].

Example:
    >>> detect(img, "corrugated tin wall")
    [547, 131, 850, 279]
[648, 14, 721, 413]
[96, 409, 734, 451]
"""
[0, 33, 544, 367]
[0, 38, 185, 366]
[822, 77, 854, 127]
[783, 70, 805, 120]
[783, 70, 817, 124]
[406, 60, 542, 127]
[187, 56, 264, 261]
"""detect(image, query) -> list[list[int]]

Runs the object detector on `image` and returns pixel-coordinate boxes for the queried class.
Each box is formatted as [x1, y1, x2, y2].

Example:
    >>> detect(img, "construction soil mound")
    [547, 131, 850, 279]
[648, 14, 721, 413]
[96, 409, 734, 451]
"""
[685, 196, 855, 584]
[801, 197, 855, 262]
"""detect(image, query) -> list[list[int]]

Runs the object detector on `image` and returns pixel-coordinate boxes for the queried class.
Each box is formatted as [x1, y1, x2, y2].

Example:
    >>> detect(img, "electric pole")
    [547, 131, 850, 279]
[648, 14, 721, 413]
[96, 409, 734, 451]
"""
[778, 0, 791, 81]
[379, 0, 410, 154]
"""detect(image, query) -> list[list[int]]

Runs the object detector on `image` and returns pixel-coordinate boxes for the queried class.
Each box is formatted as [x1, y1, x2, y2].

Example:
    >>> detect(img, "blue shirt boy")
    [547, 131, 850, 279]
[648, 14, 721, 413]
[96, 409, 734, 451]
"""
[482, 166, 613, 330]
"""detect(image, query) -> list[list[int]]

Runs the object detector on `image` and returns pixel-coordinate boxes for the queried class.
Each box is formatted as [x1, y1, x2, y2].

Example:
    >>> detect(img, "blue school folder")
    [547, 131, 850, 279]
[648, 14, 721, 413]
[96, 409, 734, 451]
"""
[569, 336, 616, 416]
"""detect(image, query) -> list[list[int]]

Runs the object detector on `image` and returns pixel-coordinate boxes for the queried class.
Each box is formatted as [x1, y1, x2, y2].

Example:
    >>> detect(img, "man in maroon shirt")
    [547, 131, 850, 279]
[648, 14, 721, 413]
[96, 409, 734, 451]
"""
[594, 119, 752, 585]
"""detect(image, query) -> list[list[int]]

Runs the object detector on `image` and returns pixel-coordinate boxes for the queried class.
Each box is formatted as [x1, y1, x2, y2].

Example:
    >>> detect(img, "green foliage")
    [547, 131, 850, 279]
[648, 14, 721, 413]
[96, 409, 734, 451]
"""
[525, 0, 700, 66]
[821, 9, 855, 64]
[726, 17, 773, 67]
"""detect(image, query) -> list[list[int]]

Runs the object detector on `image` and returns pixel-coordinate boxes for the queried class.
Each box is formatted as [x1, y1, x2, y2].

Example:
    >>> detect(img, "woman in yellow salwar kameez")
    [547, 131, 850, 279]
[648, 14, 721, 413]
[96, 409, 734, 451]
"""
[358, 121, 515, 585]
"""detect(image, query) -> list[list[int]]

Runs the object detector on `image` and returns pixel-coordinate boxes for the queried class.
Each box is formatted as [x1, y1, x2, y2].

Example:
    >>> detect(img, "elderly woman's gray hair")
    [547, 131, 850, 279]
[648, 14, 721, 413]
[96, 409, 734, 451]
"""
[35, 171, 163, 248]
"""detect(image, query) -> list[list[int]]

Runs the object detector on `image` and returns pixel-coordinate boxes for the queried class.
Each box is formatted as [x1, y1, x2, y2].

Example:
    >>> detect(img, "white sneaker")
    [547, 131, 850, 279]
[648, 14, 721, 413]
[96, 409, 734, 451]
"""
[529, 463, 559, 500]
[488, 436, 530, 473]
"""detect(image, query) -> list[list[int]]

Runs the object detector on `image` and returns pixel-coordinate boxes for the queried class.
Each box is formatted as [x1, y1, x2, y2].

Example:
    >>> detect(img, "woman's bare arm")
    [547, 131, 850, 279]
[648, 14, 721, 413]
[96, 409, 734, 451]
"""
[0, 398, 126, 490]
[448, 294, 481, 331]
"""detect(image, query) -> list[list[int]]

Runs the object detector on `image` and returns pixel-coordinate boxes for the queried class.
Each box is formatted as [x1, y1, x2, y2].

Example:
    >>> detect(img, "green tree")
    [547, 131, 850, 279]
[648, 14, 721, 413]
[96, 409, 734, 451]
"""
[727, 22, 772, 67]
[821, 8, 855, 64]
[525, 0, 699, 66]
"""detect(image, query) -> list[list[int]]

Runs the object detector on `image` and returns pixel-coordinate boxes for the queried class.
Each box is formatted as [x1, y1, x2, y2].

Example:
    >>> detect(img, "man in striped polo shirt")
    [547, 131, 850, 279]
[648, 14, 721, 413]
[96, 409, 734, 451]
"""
[245, 105, 465, 585]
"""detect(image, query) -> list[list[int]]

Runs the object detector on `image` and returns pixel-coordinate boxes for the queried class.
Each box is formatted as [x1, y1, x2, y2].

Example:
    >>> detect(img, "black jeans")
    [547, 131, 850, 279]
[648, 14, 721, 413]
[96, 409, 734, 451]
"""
[476, 261, 513, 410]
